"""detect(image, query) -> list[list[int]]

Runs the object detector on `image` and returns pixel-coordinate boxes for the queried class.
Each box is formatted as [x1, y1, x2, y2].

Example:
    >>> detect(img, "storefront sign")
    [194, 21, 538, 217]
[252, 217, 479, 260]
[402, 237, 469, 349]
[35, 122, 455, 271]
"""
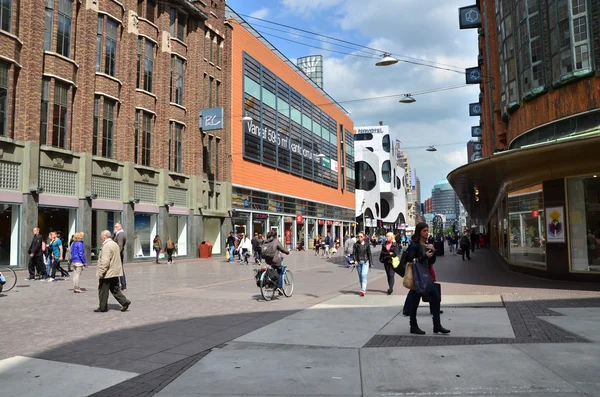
[546, 206, 565, 243]
[200, 107, 224, 131]
[296, 215, 303, 223]
[465, 67, 483, 84]
[247, 120, 315, 160]
[471, 126, 482, 137]
[318, 220, 325, 225]
[254, 213, 268, 219]
[285, 229, 292, 245]
[469, 102, 482, 116]
[531, 210, 539, 218]
[327, 220, 333, 225]
[334, 221, 341, 226]
[459, 4, 482, 29]
[285, 217, 293, 223]
[331, 159, 338, 172]
[321, 156, 331, 169]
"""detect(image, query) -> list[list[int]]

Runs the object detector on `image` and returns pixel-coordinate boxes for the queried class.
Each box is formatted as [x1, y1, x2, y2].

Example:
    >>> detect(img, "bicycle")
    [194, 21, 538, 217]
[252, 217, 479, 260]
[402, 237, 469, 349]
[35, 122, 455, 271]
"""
[255, 261, 294, 301]
[0, 266, 17, 293]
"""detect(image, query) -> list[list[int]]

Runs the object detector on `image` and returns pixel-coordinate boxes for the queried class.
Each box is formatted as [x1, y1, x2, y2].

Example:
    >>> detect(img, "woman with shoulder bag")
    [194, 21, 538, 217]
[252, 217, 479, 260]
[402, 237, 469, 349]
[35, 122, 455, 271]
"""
[404, 222, 450, 335]
[153, 235, 162, 264]
[379, 232, 400, 295]
[352, 231, 373, 297]
[165, 237, 175, 265]
[70, 232, 87, 293]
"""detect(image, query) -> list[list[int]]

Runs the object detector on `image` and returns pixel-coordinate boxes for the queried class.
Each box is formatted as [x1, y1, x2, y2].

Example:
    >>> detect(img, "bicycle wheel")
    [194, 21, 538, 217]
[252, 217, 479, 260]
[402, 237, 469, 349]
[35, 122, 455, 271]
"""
[0, 267, 17, 292]
[282, 270, 294, 297]
[260, 272, 276, 301]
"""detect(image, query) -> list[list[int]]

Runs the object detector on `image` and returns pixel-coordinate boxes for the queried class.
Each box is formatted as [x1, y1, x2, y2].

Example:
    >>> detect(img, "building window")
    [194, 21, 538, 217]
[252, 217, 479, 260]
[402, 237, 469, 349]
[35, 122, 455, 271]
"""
[134, 112, 139, 163]
[355, 161, 376, 191]
[209, 32, 214, 62]
[381, 160, 391, 183]
[44, 0, 54, 51]
[40, 79, 50, 142]
[0, 0, 11, 33]
[496, 0, 519, 109]
[141, 112, 152, 166]
[567, 174, 600, 272]
[208, 77, 214, 107]
[56, 0, 73, 58]
[137, 38, 155, 91]
[202, 134, 209, 174]
[137, 0, 156, 22]
[507, 186, 546, 268]
[97, 16, 119, 77]
[102, 99, 115, 159]
[0, 62, 7, 136]
[169, 122, 183, 173]
[517, 0, 545, 96]
[215, 81, 220, 107]
[92, 97, 100, 155]
[215, 138, 220, 180]
[170, 56, 184, 105]
[549, 0, 592, 83]
[382, 134, 391, 153]
[216, 37, 221, 66]
[208, 135, 213, 180]
[52, 82, 69, 148]
[169, 8, 186, 42]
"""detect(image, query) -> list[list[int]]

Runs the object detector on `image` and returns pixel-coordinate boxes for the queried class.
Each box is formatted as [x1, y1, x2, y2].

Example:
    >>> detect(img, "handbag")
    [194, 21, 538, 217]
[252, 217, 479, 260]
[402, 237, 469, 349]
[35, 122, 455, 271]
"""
[422, 282, 441, 302]
[159, 251, 165, 259]
[457, 248, 463, 255]
[391, 255, 400, 269]
[412, 261, 435, 294]
[225, 250, 230, 260]
[402, 262, 414, 290]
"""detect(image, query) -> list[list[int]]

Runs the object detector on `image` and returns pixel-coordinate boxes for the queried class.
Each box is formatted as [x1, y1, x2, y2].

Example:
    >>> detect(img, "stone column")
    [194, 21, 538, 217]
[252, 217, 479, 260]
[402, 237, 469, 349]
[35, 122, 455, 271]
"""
[77, 198, 92, 262]
[190, 213, 203, 258]
[122, 202, 135, 263]
[20, 194, 39, 267]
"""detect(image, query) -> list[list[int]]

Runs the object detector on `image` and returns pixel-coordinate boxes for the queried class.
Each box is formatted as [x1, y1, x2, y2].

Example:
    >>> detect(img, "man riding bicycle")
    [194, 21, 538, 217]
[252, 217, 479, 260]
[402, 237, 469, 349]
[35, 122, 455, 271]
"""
[262, 230, 289, 293]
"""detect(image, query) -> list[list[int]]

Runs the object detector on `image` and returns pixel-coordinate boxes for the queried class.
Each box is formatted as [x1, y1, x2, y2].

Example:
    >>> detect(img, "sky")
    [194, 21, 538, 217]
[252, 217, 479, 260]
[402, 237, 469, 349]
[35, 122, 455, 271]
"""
[226, 0, 480, 201]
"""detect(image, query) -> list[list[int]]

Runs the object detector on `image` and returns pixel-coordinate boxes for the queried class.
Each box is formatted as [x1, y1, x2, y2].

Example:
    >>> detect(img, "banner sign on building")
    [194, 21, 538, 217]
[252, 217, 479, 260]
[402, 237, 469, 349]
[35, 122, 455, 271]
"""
[465, 67, 483, 84]
[200, 107, 224, 131]
[471, 126, 483, 137]
[330, 159, 338, 172]
[459, 5, 482, 29]
[473, 142, 482, 151]
[469, 102, 482, 116]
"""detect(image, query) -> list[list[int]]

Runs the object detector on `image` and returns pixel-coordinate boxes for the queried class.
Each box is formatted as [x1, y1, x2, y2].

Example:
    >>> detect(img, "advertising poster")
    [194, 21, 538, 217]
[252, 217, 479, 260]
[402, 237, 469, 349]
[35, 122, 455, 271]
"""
[545, 206, 565, 243]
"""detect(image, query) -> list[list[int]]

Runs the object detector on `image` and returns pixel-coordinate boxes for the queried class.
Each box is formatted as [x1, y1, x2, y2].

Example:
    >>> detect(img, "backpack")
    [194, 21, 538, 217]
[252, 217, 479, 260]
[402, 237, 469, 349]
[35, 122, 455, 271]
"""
[261, 241, 277, 260]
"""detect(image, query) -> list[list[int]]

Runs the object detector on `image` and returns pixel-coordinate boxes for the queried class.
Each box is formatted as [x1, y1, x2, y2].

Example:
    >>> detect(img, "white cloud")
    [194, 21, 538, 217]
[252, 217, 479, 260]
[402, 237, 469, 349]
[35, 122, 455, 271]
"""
[281, 0, 343, 15]
[249, 7, 271, 20]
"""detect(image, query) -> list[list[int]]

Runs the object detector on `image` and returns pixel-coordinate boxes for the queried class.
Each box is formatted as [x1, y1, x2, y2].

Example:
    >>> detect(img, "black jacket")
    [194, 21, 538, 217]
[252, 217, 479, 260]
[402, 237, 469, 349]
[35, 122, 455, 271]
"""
[405, 240, 436, 271]
[29, 234, 43, 257]
[379, 241, 400, 264]
[352, 241, 373, 265]
[263, 237, 289, 267]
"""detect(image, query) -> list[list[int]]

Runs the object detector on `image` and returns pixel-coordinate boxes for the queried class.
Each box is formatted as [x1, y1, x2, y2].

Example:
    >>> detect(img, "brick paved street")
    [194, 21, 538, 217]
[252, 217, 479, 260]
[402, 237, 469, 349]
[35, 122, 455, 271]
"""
[2, 247, 600, 397]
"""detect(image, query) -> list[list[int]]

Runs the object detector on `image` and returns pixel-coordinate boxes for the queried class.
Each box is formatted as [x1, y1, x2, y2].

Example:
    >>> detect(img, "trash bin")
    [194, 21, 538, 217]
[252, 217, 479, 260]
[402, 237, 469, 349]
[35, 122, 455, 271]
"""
[199, 241, 212, 258]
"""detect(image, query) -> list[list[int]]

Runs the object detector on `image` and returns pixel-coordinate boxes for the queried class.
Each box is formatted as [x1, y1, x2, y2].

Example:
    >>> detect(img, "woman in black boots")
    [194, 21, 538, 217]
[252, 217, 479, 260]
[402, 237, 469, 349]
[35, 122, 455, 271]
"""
[379, 232, 400, 295]
[405, 222, 450, 335]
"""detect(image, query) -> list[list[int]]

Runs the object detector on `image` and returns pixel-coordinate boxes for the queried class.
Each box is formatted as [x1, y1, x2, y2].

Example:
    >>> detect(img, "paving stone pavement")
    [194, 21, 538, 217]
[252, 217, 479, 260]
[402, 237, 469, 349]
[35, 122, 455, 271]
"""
[4, 247, 600, 396]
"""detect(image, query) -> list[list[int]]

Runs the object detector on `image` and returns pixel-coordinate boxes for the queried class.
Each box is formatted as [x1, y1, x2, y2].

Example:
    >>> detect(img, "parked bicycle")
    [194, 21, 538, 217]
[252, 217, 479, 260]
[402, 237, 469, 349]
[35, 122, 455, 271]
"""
[254, 261, 294, 301]
[0, 266, 17, 293]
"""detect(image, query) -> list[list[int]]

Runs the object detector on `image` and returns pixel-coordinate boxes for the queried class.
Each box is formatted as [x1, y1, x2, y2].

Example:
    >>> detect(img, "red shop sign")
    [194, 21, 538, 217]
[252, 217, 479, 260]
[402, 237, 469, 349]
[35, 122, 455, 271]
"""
[327, 220, 333, 225]
[318, 220, 325, 225]
[296, 215, 304, 223]
[531, 210, 539, 218]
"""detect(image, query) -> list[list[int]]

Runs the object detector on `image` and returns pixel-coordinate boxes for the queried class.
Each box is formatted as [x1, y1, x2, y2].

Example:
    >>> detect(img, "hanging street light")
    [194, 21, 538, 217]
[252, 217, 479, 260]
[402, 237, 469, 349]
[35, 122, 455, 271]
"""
[426, 145, 437, 152]
[399, 94, 416, 104]
[376, 52, 399, 67]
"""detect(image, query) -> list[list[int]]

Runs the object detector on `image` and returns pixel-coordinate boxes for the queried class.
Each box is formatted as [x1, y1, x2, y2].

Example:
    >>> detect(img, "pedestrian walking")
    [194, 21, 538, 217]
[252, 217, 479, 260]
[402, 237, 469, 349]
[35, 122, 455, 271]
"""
[45, 232, 53, 276]
[165, 237, 175, 265]
[460, 232, 471, 261]
[379, 232, 400, 295]
[405, 222, 449, 335]
[48, 231, 69, 282]
[450, 233, 458, 255]
[27, 227, 47, 280]
[226, 231, 236, 262]
[352, 231, 373, 297]
[344, 234, 356, 267]
[95, 230, 131, 313]
[113, 222, 127, 291]
[251, 233, 262, 264]
[239, 234, 252, 265]
[314, 235, 321, 256]
[70, 232, 87, 293]
[153, 235, 162, 264]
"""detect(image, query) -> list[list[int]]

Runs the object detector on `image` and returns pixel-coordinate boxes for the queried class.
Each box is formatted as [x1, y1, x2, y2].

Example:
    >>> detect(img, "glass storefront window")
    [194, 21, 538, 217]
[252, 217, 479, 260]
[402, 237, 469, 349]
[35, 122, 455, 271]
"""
[306, 218, 315, 249]
[92, 210, 121, 260]
[234, 211, 250, 235]
[134, 213, 157, 258]
[567, 175, 600, 272]
[507, 186, 546, 268]
[0, 204, 20, 266]
[167, 215, 188, 257]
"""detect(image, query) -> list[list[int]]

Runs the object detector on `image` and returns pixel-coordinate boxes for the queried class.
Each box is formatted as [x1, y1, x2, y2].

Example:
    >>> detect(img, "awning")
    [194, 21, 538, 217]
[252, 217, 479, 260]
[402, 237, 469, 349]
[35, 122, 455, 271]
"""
[447, 133, 600, 225]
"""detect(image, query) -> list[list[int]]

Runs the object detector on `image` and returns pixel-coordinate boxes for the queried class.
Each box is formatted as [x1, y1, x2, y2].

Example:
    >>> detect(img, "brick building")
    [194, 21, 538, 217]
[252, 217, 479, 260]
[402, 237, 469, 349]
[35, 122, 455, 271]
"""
[226, 7, 356, 250]
[0, 0, 231, 267]
[449, 0, 600, 281]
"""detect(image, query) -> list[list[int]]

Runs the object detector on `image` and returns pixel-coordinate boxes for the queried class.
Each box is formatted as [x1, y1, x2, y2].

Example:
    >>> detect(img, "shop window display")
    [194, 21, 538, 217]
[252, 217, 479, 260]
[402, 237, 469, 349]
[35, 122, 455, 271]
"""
[507, 186, 546, 268]
[0, 204, 19, 266]
[567, 175, 600, 272]
[133, 213, 157, 257]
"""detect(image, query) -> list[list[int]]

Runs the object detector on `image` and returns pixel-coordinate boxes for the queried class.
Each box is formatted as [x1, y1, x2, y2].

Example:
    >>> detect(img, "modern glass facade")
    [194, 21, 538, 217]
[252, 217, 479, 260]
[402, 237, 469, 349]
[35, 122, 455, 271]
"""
[242, 52, 342, 189]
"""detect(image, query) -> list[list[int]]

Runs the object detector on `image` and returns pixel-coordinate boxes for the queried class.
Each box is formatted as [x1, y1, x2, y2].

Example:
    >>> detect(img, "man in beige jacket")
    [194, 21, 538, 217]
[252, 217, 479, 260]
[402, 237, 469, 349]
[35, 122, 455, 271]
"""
[95, 230, 131, 313]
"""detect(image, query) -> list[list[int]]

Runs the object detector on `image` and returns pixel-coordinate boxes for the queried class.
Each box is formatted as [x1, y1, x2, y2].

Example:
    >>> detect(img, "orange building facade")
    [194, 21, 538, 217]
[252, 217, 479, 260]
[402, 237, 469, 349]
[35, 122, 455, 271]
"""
[226, 8, 356, 249]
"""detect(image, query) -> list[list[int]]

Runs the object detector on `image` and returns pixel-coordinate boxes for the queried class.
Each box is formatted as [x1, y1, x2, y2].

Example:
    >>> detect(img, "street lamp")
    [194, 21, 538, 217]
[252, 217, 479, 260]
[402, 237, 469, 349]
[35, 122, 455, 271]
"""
[241, 112, 252, 123]
[426, 145, 437, 152]
[376, 52, 399, 67]
[399, 94, 416, 104]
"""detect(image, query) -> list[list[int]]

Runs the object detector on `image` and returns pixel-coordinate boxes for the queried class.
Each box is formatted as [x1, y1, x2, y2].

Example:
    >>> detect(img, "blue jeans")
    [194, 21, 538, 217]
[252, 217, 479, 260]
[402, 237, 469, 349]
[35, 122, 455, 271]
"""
[228, 245, 235, 262]
[46, 255, 52, 275]
[277, 267, 284, 289]
[357, 260, 369, 291]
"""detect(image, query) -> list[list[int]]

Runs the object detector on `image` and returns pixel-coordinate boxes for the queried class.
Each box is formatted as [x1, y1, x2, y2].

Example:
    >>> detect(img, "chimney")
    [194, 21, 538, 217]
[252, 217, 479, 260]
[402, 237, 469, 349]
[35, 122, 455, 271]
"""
[379, 121, 383, 126]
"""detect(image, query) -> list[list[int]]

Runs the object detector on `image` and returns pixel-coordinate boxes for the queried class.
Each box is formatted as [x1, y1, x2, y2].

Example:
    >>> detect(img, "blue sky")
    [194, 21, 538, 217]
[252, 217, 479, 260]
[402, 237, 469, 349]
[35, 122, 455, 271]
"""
[226, 0, 480, 199]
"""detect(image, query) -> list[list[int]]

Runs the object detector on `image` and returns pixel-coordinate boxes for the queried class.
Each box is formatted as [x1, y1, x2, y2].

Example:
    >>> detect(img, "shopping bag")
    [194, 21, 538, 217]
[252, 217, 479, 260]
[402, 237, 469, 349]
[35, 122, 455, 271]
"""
[421, 282, 441, 302]
[391, 256, 400, 269]
[402, 262, 414, 290]
[159, 252, 165, 259]
[225, 250, 230, 260]
[412, 262, 435, 295]
[394, 250, 408, 277]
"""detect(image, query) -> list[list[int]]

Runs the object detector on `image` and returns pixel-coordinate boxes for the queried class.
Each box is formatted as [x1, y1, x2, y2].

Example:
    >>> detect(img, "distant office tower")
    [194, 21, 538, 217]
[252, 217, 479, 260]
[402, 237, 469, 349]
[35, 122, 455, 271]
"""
[297, 55, 324, 89]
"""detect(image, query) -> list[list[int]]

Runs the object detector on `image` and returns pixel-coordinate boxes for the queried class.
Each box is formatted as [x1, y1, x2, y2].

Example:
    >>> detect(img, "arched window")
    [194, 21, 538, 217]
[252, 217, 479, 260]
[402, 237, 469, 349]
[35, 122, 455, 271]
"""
[355, 161, 377, 191]
[396, 176, 402, 190]
[381, 160, 391, 183]
[366, 147, 374, 152]
[381, 199, 390, 218]
[382, 134, 390, 152]
[355, 133, 373, 141]
[364, 207, 374, 220]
